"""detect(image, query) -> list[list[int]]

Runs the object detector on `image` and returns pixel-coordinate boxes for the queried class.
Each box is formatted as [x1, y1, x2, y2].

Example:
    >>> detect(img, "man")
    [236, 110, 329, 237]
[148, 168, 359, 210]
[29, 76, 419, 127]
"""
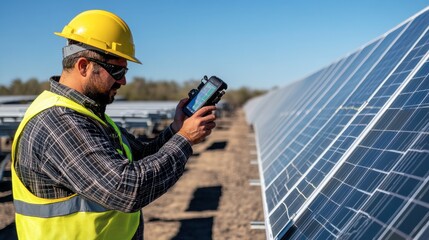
[11, 9, 216, 239]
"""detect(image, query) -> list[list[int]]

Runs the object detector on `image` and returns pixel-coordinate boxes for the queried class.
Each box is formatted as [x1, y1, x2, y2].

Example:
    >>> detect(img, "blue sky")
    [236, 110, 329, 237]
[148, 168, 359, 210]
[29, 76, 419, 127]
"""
[0, 1, 427, 90]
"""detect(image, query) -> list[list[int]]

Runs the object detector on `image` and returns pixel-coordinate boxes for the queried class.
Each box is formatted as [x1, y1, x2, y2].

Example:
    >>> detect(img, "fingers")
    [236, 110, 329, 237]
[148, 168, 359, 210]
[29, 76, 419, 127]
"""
[194, 128, 212, 144]
[203, 112, 216, 121]
[177, 98, 189, 108]
[177, 105, 218, 145]
[194, 105, 216, 117]
[203, 121, 216, 130]
[194, 121, 216, 144]
[196, 106, 216, 127]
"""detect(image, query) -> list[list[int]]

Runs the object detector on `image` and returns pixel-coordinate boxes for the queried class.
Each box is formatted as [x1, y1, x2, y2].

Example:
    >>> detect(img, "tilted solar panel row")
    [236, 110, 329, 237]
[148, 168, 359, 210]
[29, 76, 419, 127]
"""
[244, 7, 429, 240]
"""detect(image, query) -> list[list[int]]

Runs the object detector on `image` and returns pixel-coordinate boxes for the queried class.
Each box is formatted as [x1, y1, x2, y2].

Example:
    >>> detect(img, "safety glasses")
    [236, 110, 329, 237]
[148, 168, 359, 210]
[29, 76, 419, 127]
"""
[86, 57, 128, 80]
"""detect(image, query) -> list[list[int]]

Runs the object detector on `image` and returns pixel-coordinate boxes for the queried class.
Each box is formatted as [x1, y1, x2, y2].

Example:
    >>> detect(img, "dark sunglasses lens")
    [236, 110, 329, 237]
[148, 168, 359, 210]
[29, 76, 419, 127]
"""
[90, 58, 127, 80]
[110, 67, 127, 80]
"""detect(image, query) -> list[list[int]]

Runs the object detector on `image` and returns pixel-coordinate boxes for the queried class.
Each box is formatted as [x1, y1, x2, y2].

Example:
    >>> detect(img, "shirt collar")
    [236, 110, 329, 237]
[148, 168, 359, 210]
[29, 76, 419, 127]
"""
[49, 76, 106, 116]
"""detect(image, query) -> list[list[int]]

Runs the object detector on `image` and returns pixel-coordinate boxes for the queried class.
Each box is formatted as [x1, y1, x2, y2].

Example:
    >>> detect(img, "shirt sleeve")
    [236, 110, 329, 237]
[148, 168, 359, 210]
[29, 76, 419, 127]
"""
[121, 124, 177, 160]
[36, 108, 193, 212]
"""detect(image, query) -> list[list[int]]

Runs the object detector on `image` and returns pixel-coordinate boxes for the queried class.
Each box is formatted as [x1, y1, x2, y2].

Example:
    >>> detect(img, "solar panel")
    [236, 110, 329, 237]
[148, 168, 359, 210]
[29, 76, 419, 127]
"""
[244, 7, 429, 240]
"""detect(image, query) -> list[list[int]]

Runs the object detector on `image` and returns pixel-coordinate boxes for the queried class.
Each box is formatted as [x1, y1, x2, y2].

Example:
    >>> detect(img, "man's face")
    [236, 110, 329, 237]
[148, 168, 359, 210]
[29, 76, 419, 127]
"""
[83, 58, 127, 106]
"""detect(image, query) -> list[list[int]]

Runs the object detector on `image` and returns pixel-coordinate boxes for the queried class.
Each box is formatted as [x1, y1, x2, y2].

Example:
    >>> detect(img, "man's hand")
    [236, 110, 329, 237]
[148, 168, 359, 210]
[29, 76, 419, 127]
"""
[171, 98, 188, 133]
[177, 106, 217, 145]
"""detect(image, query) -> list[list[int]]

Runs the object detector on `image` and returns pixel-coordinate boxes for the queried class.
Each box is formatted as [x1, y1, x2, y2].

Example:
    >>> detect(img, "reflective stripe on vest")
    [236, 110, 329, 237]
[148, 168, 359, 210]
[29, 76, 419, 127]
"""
[14, 195, 108, 218]
[11, 90, 140, 240]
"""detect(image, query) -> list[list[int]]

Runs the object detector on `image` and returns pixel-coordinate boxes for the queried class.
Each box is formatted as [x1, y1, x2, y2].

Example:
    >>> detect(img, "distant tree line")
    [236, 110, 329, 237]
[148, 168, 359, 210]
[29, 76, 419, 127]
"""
[0, 77, 267, 108]
[0, 78, 50, 96]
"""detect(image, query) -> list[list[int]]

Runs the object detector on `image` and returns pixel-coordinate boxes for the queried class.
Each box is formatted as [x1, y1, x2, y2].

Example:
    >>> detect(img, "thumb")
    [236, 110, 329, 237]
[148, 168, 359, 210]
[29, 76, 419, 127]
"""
[177, 98, 189, 108]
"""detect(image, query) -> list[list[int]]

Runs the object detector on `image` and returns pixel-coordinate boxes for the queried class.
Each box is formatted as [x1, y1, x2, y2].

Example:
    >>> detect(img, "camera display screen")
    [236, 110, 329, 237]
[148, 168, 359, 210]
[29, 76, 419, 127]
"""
[185, 81, 218, 113]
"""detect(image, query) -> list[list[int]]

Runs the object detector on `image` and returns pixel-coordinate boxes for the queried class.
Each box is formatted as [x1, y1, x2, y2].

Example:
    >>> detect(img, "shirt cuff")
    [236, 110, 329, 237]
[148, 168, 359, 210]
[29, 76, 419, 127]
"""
[168, 134, 193, 157]
[168, 123, 192, 147]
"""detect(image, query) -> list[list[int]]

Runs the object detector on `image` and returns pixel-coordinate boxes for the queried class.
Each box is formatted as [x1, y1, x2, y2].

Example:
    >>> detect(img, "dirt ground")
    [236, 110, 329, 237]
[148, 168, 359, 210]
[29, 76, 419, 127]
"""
[0, 109, 266, 240]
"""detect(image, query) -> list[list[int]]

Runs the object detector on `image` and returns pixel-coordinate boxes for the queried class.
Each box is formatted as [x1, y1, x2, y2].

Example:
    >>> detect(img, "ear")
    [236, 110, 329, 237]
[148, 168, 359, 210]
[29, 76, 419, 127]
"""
[76, 58, 90, 78]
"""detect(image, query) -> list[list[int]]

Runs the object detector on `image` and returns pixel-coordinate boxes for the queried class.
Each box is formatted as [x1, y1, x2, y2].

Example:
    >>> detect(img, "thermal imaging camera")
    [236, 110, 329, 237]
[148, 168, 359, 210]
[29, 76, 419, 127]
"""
[183, 75, 227, 117]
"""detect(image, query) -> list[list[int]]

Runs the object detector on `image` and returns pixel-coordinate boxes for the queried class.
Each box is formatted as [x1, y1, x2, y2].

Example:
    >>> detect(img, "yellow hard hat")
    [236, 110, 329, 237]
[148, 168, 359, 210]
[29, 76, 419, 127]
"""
[55, 9, 141, 64]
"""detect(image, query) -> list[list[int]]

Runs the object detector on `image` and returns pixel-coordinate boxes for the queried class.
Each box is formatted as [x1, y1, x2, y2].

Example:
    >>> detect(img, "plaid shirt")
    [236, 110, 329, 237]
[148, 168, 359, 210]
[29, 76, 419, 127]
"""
[15, 77, 192, 239]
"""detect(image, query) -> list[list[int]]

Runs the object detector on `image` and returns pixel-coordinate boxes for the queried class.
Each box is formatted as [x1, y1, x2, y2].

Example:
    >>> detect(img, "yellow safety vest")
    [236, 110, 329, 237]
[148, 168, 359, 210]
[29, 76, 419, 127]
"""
[11, 90, 140, 240]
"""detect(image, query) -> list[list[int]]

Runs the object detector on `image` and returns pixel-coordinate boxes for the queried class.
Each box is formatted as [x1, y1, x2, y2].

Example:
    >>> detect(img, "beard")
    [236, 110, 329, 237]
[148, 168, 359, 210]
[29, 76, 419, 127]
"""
[84, 76, 121, 106]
